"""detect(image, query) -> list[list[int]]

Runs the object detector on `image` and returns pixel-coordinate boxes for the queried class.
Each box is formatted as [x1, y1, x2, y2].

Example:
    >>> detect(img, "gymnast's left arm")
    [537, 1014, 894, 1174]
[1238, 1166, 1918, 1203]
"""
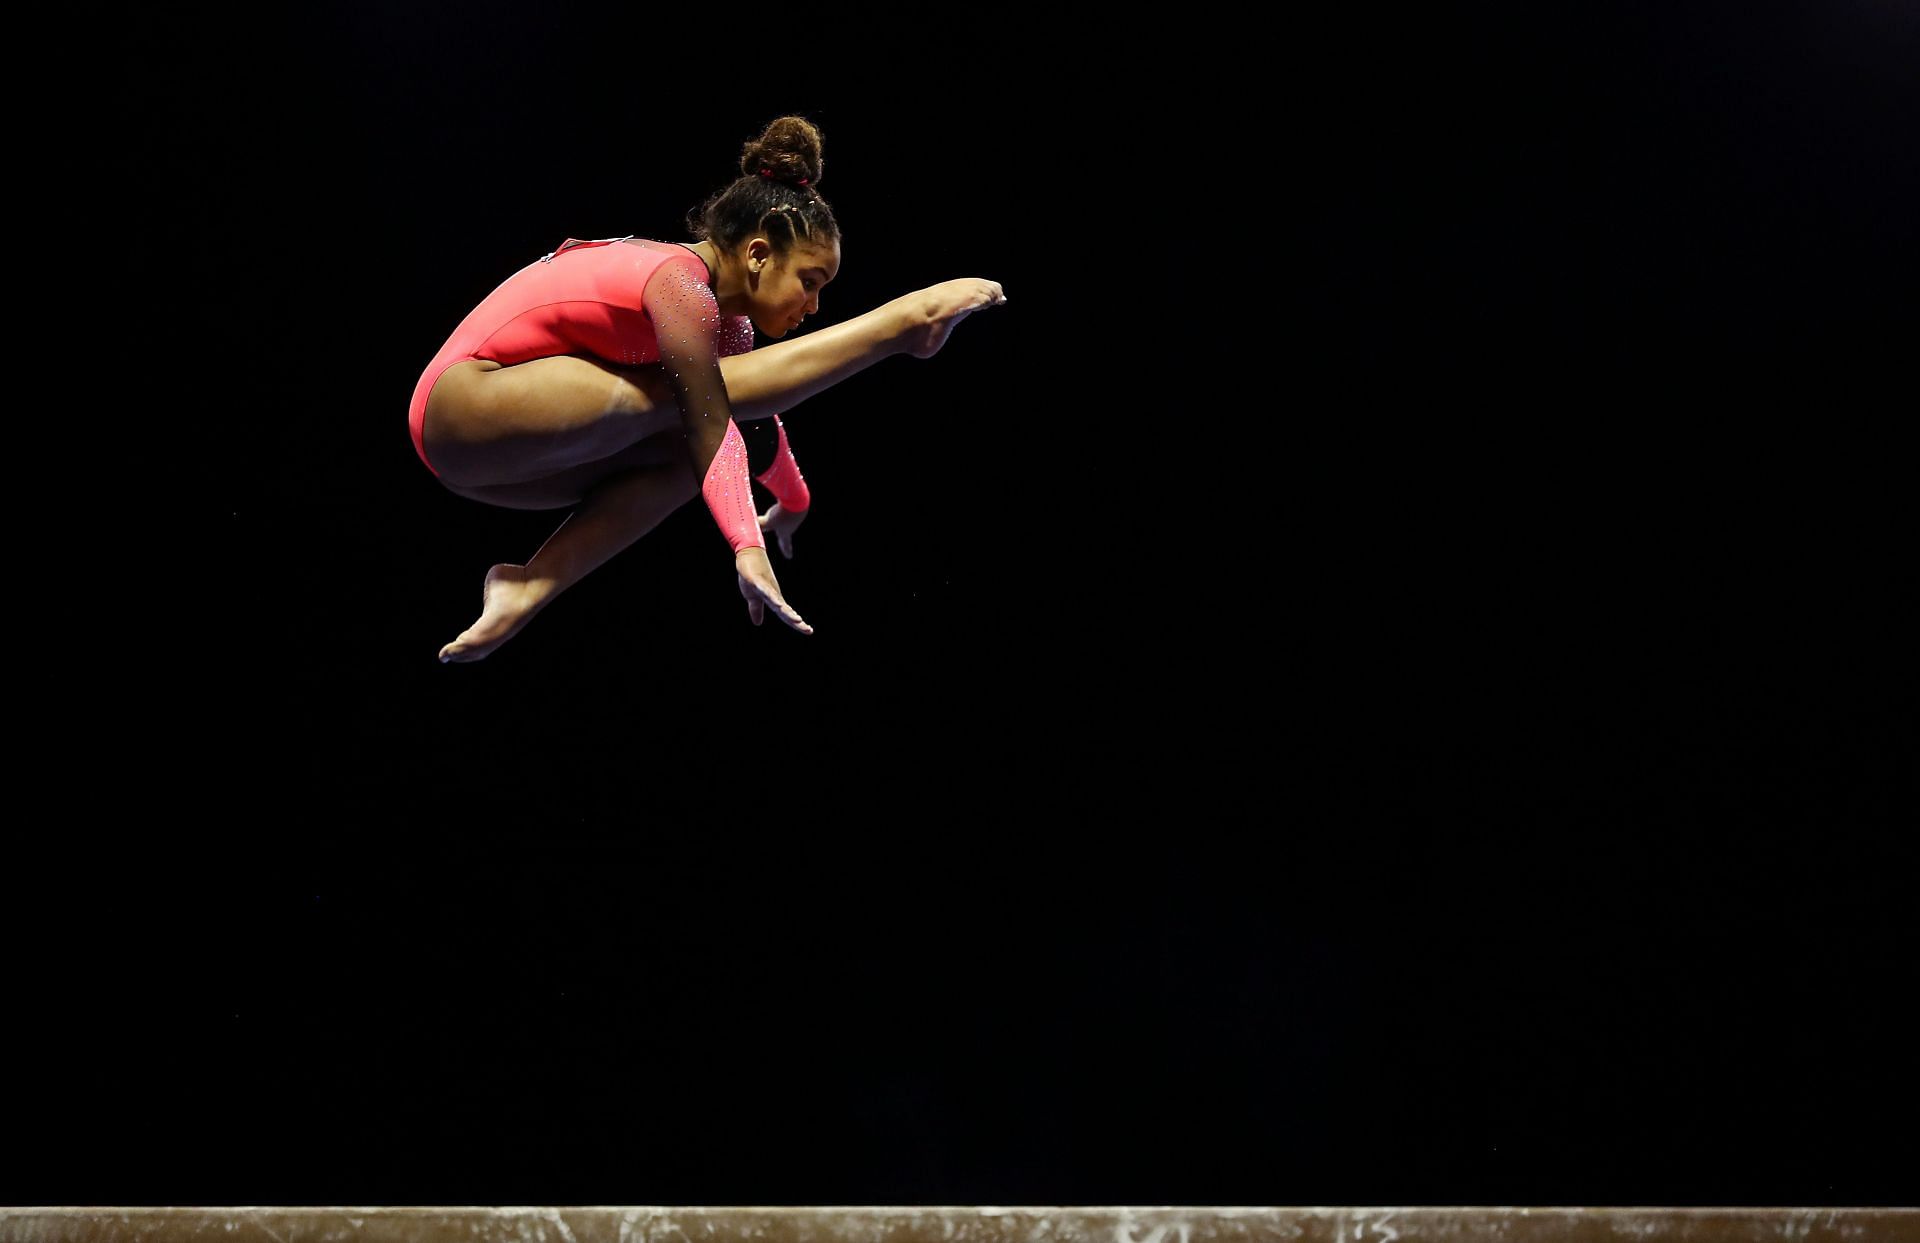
[746, 413, 811, 560]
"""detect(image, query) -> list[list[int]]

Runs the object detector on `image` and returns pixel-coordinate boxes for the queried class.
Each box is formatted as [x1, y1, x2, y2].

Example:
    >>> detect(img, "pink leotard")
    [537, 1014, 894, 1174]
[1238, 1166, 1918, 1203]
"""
[408, 235, 754, 478]
[409, 235, 809, 550]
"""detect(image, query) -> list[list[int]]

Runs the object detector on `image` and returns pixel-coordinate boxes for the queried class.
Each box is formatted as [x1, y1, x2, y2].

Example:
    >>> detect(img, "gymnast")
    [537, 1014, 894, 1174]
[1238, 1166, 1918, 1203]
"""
[408, 115, 1006, 662]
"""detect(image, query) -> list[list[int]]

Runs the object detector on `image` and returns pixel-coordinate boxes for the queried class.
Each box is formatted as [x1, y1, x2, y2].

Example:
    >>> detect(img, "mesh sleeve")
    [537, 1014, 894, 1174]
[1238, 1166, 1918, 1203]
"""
[642, 256, 764, 554]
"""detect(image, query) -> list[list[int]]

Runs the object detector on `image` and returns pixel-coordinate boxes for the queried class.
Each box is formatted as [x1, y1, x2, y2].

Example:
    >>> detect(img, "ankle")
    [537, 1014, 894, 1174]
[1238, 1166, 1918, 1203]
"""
[879, 294, 926, 356]
[506, 563, 567, 605]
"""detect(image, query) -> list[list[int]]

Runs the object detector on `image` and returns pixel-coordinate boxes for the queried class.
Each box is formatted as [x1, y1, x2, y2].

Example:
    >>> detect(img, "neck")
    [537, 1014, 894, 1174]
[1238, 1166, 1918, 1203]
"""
[687, 240, 748, 317]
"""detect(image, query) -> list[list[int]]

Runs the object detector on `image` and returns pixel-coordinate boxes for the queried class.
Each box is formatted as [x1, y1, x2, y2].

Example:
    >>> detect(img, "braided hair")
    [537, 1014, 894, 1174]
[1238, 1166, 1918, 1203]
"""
[686, 114, 841, 261]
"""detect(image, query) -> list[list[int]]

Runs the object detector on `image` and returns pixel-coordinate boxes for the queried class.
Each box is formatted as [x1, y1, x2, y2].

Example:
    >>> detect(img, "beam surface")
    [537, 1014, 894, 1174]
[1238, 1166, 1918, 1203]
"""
[1, 1208, 1913, 1243]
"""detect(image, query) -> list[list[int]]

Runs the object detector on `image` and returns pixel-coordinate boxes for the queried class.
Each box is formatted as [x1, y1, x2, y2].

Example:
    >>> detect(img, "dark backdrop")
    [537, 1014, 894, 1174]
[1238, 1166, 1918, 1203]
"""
[30, 0, 1915, 1207]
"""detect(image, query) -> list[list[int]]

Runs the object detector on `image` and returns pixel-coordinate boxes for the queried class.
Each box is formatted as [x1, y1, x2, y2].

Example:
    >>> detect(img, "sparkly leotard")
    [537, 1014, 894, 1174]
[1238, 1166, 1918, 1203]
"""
[407, 236, 746, 475]
[409, 235, 809, 547]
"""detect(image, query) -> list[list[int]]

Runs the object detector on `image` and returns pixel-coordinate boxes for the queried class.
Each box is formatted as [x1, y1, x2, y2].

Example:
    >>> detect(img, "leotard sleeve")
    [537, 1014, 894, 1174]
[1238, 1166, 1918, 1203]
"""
[719, 315, 811, 514]
[642, 255, 764, 555]
[750, 415, 810, 512]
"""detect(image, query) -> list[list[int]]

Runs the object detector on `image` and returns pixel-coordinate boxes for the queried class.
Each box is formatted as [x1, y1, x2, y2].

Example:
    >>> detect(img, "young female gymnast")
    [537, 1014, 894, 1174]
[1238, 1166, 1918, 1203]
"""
[409, 115, 1006, 662]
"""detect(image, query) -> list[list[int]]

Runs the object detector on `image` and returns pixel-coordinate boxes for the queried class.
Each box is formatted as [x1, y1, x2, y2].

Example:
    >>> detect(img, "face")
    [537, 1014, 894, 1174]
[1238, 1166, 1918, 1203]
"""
[750, 237, 841, 337]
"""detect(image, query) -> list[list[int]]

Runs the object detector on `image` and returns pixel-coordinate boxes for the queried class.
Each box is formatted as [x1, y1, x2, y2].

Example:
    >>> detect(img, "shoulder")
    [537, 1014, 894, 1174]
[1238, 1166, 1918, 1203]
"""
[718, 315, 755, 356]
[640, 253, 720, 308]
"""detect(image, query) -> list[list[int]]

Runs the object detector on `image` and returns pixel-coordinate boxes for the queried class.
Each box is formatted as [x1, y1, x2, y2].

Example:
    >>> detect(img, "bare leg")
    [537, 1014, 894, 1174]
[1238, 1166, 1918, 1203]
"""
[435, 285, 974, 505]
[428, 278, 1004, 489]
[724, 277, 1004, 421]
[432, 304, 927, 658]
[434, 277, 1009, 659]
[438, 453, 697, 663]
[723, 297, 914, 423]
[429, 296, 919, 488]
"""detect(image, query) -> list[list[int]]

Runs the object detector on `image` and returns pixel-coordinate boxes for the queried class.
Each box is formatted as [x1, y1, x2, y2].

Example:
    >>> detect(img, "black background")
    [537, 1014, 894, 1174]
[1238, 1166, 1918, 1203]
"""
[30, 0, 1915, 1208]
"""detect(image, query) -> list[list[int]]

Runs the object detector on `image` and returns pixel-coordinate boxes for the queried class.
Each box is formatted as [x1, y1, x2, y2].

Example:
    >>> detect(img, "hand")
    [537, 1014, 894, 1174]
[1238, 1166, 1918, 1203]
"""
[758, 502, 809, 560]
[735, 546, 813, 634]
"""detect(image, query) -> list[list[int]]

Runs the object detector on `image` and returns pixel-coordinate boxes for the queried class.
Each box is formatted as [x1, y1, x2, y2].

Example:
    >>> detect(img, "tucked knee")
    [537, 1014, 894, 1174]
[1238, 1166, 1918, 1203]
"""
[635, 432, 700, 501]
[609, 365, 677, 416]
[595, 459, 698, 517]
[670, 455, 700, 502]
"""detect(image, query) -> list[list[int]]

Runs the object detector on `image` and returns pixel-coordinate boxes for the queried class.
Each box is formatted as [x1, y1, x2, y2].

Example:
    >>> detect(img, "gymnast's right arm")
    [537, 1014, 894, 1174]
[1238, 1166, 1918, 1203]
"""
[645, 257, 812, 634]
[643, 256, 766, 556]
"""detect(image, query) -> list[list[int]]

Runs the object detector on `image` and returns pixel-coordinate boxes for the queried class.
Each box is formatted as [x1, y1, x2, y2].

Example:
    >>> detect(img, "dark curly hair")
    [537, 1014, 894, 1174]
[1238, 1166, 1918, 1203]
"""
[685, 115, 841, 260]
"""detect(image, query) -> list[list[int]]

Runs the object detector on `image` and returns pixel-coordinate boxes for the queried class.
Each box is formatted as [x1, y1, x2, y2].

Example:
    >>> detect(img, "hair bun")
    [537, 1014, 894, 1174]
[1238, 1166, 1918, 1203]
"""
[739, 115, 825, 190]
[690, 115, 838, 254]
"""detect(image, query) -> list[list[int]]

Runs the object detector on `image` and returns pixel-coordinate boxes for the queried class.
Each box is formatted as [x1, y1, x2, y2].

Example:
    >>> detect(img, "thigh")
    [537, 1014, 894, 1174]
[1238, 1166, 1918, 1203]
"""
[439, 429, 696, 510]
[424, 354, 680, 487]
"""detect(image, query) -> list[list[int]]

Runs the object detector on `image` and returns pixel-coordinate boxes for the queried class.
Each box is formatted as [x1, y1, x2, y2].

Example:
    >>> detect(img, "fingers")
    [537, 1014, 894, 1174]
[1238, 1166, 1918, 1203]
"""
[747, 577, 813, 635]
[773, 596, 812, 633]
[768, 593, 811, 634]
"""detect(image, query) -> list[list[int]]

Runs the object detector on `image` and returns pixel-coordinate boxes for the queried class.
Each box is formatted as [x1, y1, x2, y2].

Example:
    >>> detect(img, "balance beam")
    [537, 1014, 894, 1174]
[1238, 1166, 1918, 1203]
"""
[0, 1207, 1911, 1242]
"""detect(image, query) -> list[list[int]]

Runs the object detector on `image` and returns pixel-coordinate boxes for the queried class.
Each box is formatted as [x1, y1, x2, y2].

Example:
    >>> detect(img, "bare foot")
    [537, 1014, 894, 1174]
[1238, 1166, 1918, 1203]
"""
[898, 278, 1007, 359]
[438, 564, 554, 663]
